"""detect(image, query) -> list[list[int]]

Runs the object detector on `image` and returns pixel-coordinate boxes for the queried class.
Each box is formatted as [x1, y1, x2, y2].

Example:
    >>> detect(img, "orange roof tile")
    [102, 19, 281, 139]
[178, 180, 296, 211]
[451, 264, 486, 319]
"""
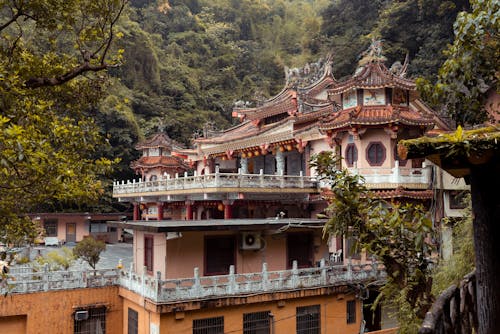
[131, 156, 189, 170]
[319, 105, 434, 131]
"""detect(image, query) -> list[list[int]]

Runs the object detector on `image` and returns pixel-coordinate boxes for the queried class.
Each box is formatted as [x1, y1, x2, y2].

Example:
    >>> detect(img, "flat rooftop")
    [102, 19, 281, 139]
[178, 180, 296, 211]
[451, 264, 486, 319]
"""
[108, 218, 327, 233]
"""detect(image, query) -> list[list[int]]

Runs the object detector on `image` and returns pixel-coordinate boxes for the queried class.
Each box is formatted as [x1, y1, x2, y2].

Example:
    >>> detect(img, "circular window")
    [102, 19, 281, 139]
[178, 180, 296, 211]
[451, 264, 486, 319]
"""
[367, 142, 386, 166]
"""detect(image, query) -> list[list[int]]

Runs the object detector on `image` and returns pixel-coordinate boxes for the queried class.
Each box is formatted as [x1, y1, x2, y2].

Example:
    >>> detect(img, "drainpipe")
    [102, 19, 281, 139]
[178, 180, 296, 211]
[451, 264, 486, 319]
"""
[269, 312, 275, 334]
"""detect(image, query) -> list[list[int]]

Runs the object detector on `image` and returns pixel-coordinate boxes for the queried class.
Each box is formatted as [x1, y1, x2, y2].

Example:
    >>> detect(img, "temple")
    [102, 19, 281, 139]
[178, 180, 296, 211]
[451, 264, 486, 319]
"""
[0, 45, 468, 334]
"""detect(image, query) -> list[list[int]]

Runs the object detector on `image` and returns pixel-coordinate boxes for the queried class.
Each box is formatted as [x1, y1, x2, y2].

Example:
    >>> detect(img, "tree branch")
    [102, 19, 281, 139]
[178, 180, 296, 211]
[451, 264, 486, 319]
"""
[24, 61, 110, 88]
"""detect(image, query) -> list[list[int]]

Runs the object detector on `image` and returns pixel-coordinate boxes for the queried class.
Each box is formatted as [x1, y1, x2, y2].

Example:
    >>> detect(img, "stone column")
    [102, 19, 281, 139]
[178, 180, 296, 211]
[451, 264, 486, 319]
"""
[276, 149, 285, 175]
[157, 202, 164, 221]
[133, 203, 140, 221]
[240, 158, 248, 174]
[185, 201, 193, 220]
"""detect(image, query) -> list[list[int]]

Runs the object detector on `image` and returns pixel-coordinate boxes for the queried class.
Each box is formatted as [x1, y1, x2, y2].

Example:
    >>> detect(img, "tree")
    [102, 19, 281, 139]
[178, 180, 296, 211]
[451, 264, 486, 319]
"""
[311, 152, 435, 332]
[73, 237, 106, 270]
[418, 0, 499, 126]
[0, 0, 126, 250]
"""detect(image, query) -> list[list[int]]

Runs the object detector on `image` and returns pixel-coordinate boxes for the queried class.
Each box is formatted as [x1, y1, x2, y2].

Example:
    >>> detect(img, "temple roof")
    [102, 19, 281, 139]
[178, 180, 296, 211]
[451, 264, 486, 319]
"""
[327, 61, 415, 97]
[135, 132, 176, 150]
[131, 156, 189, 171]
[195, 119, 296, 156]
[319, 105, 435, 132]
[232, 89, 298, 121]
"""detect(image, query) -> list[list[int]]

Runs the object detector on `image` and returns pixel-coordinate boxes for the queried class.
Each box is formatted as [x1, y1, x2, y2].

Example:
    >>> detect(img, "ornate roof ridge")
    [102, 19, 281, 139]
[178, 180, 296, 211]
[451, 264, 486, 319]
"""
[328, 61, 416, 96]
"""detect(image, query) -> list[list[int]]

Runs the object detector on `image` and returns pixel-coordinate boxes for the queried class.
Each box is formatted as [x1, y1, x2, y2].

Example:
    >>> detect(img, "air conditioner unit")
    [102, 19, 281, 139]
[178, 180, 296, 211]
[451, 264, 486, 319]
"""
[74, 310, 89, 321]
[241, 232, 261, 250]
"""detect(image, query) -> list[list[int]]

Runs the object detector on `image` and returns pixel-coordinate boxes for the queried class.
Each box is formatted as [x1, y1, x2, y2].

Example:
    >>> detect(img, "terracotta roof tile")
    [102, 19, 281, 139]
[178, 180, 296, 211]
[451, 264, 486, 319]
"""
[319, 105, 434, 130]
[131, 156, 189, 170]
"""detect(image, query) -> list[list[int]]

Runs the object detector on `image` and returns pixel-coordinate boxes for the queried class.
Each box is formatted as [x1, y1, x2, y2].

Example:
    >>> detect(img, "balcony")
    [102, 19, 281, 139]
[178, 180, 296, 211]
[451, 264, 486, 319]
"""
[347, 161, 431, 189]
[113, 169, 319, 200]
[119, 260, 385, 303]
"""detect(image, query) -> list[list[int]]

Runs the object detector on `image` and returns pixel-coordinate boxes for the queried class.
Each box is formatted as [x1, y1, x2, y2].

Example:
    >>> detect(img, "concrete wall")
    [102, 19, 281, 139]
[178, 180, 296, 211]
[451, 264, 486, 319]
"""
[0, 287, 122, 334]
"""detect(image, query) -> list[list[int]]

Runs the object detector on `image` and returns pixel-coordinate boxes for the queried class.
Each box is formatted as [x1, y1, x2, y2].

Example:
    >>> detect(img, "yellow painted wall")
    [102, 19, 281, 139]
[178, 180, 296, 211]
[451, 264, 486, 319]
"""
[158, 294, 361, 334]
[0, 315, 26, 334]
[121, 288, 160, 334]
[0, 287, 122, 334]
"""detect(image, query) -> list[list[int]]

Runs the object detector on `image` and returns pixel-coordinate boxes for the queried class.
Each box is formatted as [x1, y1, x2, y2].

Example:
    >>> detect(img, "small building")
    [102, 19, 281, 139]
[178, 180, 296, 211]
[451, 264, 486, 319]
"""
[30, 212, 129, 245]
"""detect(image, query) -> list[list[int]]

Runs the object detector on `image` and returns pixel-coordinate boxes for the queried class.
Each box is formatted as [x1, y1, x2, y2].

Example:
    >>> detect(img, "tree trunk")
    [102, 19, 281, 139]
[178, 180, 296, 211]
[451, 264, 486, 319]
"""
[470, 159, 500, 334]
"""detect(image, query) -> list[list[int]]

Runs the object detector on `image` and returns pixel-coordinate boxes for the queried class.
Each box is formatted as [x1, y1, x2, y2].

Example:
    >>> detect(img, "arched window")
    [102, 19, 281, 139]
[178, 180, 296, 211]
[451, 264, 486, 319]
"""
[366, 142, 386, 166]
[345, 144, 358, 167]
[149, 175, 157, 181]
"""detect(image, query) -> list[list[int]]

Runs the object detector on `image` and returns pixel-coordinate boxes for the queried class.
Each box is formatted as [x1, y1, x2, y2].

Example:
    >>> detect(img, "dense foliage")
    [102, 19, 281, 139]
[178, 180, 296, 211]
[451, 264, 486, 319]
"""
[0, 0, 125, 245]
[418, 0, 499, 126]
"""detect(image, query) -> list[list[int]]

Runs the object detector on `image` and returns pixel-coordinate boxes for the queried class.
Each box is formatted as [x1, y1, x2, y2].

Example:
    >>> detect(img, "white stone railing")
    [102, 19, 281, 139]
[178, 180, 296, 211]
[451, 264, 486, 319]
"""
[113, 168, 319, 196]
[3, 261, 385, 301]
[348, 161, 431, 188]
[1, 266, 120, 294]
[119, 260, 385, 303]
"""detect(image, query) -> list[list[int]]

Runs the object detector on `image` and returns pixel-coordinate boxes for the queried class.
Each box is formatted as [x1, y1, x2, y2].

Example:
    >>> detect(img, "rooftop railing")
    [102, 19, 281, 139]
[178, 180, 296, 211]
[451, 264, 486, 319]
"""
[3, 260, 385, 302]
[2, 265, 120, 294]
[113, 168, 319, 196]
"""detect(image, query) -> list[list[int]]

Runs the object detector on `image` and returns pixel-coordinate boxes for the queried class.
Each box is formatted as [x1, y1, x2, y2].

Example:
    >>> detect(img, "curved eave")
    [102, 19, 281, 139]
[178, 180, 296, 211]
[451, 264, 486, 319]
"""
[319, 118, 434, 131]
[233, 89, 297, 121]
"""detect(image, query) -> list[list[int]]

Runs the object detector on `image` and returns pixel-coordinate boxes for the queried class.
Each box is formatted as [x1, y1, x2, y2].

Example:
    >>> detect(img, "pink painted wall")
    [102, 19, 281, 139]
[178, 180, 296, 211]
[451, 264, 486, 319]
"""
[162, 230, 330, 279]
[133, 231, 166, 276]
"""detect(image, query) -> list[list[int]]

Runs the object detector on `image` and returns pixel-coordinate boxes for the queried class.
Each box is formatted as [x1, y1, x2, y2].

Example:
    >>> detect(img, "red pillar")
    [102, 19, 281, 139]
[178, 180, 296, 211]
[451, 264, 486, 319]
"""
[185, 201, 193, 220]
[223, 201, 233, 219]
[133, 203, 140, 221]
[157, 202, 164, 221]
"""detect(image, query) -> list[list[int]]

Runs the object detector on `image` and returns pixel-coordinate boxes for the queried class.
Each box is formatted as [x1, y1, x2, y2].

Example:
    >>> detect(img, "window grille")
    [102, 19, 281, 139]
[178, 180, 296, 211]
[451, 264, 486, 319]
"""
[347, 300, 356, 324]
[193, 316, 224, 334]
[296, 305, 320, 334]
[243, 311, 270, 334]
[127, 308, 138, 334]
[74, 306, 106, 334]
[44, 219, 58, 237]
